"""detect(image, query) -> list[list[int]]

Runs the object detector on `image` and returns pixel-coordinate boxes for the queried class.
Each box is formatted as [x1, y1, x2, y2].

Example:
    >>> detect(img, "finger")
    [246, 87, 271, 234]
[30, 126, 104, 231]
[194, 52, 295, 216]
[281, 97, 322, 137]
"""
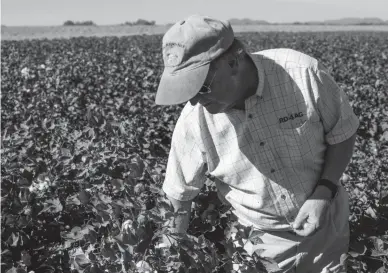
[293, 228, 307, 236]
[296, 222, 320, 237]
[292, 212, 308, 229]
[303, 223, 317, 236]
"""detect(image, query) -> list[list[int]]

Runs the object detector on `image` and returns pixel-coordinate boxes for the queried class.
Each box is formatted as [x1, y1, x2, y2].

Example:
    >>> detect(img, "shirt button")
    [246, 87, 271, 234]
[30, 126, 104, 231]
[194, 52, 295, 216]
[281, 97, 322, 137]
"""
[271, 169, 275, 173]
[260, 141, 265, 146]
[281, 194, 286, 200]
[248, 114, 253, 118]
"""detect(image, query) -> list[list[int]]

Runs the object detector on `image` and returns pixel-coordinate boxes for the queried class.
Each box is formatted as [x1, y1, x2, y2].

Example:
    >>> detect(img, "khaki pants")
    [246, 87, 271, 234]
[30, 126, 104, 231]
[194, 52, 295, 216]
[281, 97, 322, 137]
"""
[232, 186, 350, 273]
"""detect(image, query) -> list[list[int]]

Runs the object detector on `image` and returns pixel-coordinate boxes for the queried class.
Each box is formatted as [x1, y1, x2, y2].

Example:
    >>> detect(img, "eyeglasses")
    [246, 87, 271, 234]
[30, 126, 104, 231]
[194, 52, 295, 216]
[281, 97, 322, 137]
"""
[198, 71, 217, 95]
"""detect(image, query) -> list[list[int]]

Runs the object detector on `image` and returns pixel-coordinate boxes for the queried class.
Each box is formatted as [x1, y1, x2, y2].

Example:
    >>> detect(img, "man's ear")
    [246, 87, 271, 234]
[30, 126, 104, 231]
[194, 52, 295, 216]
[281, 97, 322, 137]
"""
[228, 57, 239, 75]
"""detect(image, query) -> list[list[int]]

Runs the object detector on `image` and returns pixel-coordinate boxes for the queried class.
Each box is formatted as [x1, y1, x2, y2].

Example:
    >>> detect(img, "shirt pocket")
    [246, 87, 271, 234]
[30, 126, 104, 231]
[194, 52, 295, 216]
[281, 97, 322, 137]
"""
[275, 118, 313, 162]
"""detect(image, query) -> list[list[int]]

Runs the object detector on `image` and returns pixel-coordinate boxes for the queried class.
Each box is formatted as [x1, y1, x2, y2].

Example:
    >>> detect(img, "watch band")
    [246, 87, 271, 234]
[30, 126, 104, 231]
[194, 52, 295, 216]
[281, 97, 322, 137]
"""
[316, 178, 338, 199]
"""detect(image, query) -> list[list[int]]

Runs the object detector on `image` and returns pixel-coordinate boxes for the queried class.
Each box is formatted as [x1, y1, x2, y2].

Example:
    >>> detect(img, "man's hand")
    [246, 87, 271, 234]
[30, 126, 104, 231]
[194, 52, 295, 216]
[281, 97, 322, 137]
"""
[292, 186, 332, 236]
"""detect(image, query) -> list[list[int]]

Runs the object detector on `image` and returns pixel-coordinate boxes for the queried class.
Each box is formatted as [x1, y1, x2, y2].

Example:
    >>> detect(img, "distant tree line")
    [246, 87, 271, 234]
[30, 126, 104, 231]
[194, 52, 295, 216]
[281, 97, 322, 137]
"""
[122, 19, 156, 26]
[63, 20, 96, 26]
[62, 17, 388, 27]
[62, 19, 156, 26]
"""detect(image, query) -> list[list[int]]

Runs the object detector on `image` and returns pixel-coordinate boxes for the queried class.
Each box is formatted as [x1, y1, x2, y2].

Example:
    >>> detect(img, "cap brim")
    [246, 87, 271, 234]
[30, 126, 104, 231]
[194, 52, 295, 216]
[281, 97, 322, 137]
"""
[155, 64, 210, 105]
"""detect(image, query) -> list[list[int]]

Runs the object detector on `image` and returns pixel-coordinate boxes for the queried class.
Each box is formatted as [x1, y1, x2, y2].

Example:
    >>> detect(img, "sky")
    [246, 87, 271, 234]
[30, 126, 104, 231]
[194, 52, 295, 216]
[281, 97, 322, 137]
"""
[1, 0, 388, 26]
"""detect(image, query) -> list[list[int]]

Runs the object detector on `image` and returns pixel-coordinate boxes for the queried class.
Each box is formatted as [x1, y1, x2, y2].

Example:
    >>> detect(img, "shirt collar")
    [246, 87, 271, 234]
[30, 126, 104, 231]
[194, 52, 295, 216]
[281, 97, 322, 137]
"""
[248, 53, 265, 98]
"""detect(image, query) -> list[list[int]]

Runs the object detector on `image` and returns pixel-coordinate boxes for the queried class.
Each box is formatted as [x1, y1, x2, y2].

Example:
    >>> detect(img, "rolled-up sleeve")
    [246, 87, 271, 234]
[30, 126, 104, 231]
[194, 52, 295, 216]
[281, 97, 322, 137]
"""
[310, 63, 359, 145]
[162, 111, 208, 201]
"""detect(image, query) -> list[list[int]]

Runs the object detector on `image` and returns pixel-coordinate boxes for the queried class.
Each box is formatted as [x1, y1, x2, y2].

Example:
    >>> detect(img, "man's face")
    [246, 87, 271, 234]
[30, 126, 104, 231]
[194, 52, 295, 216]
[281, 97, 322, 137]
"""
[189, 59, 245, 114]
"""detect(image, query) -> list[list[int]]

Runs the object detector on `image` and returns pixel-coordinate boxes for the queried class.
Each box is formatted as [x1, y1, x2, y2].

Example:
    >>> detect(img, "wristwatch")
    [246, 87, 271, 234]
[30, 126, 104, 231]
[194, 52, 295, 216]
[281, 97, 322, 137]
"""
[315, 178, 339, 200]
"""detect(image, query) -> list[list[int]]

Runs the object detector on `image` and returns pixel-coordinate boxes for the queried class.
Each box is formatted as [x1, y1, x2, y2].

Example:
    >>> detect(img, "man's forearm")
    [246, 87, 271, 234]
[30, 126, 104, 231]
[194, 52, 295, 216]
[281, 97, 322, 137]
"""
[320, 133, 357, 183]
[165, 195, 192, 233]
[314, 133, 357, 197]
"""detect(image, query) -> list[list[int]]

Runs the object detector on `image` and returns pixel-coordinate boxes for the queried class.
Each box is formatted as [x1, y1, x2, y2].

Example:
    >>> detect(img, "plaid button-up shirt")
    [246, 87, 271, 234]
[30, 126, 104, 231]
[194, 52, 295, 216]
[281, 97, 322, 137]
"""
[162, 48, 359, 231]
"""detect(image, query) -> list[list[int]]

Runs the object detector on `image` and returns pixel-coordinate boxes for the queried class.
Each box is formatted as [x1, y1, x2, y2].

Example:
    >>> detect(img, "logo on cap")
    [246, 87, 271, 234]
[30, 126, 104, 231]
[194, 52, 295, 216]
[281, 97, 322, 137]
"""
[166, 53, 180, 66]
[163, 43, 185, 67]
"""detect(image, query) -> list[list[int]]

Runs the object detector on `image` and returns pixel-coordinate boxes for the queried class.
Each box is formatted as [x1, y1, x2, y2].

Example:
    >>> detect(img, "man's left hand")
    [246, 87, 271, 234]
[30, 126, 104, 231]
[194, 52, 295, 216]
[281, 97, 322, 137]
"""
[292, 188, 332, 237]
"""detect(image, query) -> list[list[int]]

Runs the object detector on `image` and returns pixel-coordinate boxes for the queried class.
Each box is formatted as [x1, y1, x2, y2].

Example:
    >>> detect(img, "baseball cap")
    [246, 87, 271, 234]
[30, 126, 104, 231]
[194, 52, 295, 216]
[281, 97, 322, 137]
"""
[155, 14, 234, 105]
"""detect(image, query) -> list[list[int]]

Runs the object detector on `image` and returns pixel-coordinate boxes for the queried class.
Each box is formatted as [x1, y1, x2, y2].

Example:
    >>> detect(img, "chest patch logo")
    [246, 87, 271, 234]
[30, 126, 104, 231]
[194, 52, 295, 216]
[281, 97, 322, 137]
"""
[279, 112, 304, 124]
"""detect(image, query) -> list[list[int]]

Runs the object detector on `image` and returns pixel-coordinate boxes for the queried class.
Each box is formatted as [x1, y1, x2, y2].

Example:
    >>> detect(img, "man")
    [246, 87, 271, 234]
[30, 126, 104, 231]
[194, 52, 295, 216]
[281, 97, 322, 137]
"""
[155, 14, 359, 273]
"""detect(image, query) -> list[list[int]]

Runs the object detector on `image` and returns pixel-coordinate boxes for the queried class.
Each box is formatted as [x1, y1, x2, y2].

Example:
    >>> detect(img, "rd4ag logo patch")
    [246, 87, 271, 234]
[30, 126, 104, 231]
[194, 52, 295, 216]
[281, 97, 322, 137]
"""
[279, 112, 304, 124]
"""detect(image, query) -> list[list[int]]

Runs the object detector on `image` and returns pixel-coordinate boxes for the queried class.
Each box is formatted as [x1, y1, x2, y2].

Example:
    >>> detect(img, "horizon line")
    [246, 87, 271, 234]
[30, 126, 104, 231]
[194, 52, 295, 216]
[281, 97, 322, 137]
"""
[2, 16, 388, 28]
